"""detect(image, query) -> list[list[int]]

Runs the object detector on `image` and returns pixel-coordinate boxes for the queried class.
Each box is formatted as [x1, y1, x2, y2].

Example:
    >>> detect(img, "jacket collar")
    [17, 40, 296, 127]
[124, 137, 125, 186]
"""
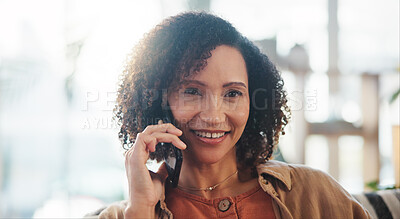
[256, 160, 292, 191]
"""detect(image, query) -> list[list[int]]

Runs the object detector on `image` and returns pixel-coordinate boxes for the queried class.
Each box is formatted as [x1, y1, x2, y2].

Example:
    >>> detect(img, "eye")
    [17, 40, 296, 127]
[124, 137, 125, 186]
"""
[183, 88, 202, 96]
[225, 90, 243, 97]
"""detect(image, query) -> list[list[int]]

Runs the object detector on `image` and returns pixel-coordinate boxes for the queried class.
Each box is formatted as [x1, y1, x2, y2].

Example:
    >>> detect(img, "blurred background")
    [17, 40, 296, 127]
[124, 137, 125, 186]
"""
[0, 0, 399, 217]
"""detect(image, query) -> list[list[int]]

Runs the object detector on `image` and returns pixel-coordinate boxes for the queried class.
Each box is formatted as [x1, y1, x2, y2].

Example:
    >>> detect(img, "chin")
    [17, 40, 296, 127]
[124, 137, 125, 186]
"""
[184, 146, 235, 165]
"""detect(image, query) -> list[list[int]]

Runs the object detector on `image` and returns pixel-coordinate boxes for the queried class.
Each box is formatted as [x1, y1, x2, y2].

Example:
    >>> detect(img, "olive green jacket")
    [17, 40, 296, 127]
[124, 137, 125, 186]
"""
[94, 160, 371, 219]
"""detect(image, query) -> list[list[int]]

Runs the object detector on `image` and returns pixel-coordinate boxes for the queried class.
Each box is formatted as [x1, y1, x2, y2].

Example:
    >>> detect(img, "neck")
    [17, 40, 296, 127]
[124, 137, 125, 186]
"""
[178, 148, 256, 199]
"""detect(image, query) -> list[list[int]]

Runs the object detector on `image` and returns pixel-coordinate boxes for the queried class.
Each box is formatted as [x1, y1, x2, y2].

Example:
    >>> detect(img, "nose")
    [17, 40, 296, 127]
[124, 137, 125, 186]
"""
[198, 94, 226, 125]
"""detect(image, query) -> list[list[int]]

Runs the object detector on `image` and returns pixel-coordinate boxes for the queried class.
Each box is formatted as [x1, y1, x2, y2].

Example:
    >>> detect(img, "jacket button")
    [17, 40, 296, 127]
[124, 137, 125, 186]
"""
[218, 199, 231, 212]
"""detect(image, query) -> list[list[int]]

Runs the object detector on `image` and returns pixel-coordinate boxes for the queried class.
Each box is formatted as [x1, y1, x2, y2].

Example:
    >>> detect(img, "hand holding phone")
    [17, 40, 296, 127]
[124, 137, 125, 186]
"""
[124, 117, 186, 217]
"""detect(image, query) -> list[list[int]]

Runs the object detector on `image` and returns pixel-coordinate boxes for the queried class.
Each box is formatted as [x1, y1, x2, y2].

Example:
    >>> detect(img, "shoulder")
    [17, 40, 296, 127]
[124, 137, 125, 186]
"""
[257, 160, 338, 190]
[258, 160, 352, 197]
[288, 163, 339, 187]
[287, 163, 351, 198]
[257, 161, 371, 218]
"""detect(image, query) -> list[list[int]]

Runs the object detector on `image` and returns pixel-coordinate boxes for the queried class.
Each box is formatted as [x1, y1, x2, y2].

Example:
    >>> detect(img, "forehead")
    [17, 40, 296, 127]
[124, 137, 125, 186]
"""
[186, 45, 248, 85]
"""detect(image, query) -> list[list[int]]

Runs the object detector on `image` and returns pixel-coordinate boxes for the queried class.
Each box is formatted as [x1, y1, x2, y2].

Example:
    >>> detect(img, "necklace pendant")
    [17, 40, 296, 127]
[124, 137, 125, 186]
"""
[178, 170, 238, 192]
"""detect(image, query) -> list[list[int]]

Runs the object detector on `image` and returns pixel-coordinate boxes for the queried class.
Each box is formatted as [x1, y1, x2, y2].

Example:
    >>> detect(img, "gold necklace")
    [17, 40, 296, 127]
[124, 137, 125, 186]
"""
[177, 170, 238, 192]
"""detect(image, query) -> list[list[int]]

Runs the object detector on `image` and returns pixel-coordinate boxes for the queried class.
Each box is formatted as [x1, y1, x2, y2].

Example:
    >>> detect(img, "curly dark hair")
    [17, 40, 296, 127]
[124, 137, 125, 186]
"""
[114, 11, 290, 172]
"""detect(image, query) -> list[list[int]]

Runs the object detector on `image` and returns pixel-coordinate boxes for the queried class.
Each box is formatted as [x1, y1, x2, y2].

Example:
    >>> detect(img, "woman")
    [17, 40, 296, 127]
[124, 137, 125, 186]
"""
[98, 12, 370, 218]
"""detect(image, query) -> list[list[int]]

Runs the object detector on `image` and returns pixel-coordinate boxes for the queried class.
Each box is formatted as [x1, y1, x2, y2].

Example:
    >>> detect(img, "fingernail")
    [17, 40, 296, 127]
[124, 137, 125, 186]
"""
[180, 141, 187, 149]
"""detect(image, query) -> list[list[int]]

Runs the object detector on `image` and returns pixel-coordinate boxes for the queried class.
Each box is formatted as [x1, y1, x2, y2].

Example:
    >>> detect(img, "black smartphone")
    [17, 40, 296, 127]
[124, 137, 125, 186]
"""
[160, 111, 182, 188]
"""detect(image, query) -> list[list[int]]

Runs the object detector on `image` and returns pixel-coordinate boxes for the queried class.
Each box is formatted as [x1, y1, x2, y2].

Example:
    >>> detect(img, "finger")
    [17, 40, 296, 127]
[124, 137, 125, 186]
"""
[142, 133, 159, 152]
[143, 123, 183, 136]
[133, 133, 158, 153]
[124, 135, 157, 168]
[151, 132, 187, 149]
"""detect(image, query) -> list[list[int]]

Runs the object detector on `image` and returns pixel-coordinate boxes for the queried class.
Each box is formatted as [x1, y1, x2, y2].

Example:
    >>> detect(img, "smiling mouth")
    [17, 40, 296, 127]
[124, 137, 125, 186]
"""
[192, 130, 230, 139]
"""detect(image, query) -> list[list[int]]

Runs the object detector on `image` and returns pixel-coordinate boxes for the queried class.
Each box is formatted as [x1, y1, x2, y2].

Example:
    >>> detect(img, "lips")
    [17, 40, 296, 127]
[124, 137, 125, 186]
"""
[190, 129, 230, 145]
[193, 130, 227, 139]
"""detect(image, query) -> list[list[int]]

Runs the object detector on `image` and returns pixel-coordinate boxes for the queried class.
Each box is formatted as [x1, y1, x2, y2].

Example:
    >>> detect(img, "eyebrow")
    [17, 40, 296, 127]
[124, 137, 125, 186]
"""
[182, 80, 247, 88]
[222, 82, 247, 88]
[182, 80, 206, 87]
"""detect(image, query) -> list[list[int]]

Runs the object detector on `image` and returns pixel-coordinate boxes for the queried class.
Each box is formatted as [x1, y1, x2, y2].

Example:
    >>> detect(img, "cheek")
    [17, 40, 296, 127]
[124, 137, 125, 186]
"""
[235, 109, 250, 127]
[171, 110, 195, 125]
[228, 99, 250, 128]
[168, 93, 186, 123]
[238, 97, 250, 123]
[168, 93, 199, 122]
[169, 101, 199, 127]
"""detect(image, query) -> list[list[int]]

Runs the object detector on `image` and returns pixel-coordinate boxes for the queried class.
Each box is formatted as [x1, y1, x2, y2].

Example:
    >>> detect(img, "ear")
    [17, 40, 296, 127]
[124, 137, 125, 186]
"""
[161, 89, 169, 110]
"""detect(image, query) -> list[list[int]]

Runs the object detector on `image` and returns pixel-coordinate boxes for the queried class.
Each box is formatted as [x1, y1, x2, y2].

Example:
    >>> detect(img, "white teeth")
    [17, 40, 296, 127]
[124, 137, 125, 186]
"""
[194, 131, 226, 139]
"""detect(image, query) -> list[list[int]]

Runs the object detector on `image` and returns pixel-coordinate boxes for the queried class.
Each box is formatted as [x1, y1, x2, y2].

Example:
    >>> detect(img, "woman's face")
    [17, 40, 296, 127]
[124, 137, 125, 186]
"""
[167, 45, 250, 164]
